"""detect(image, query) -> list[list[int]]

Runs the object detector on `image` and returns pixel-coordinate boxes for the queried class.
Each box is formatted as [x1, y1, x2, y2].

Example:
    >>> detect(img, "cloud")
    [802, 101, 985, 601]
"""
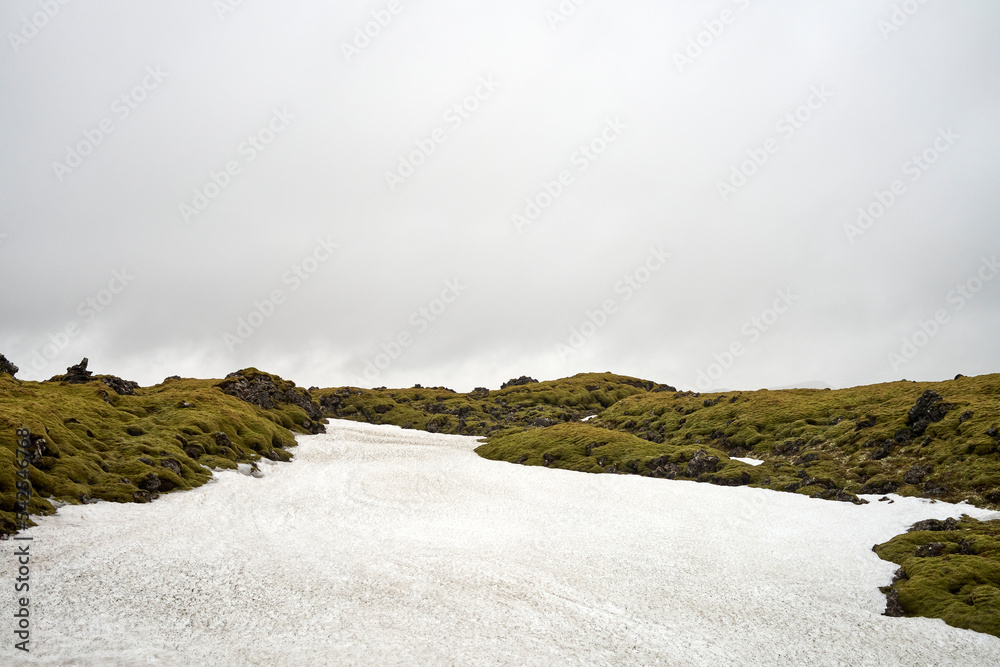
[2, 1, 999, 391]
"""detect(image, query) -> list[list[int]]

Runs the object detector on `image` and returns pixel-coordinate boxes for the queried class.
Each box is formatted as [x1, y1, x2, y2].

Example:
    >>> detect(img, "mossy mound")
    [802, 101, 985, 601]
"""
[0, 372, 311, 536]
[216, 367, 326, 434]
[874, 515, 1000, 638]
[593, 374, 1000, 508]
[313, 372, 673, 436]
[473, 421, 856, 499]
[318, 372, 999, 508]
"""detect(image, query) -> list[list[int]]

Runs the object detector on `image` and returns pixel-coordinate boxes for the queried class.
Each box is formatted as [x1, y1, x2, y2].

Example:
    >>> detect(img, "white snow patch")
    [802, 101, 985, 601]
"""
[731, 456, 765, 466]
[4, 419, 999, 666]
[581, 415, 596, 421]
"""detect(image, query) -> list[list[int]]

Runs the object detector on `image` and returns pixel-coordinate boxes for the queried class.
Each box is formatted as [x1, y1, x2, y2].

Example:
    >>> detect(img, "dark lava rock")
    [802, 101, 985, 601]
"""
[63, 358, 94, 383]
[883, 589, 906, 617]
[709, 471, 752, 487]
[217, 369, 325, 434]
[101, 375, 139, 395]
[184, 445, 203, 460]
[861, 479, 900, 495]
[870, 441, 895, 461]
[907, 517, 958, 533]
[160, 458, 183, 476]
[470, 387, 490, 398]
[915, 542, 946, 558]
[49, 358, 139, 394]
[532, 417, 558, 428]
[774, 440, 802, 455]
[649, 462, 680, 479]
[0, 353, 18, 377]
[138, 457, 155, 466]
[542, 452, 560, 467]
[133, 490, 152, 503]
[903, 465, 931, 485]
[501, 376, 539, 389]
[585, 442, 604, 456]
[685, 449, 719, 477]
[139, 473, 161, 492]
[18, 435, 54, 466]
[855, 415, 877, 431]
[958, 411, 973, 423]
[922, 482, 948, 496]
[907, 390, 954, 436]
[958, 538, 974, 555]
[215, 432, 233, 448]
[318, 393, 345, 414]
[813, 488, 865, 504]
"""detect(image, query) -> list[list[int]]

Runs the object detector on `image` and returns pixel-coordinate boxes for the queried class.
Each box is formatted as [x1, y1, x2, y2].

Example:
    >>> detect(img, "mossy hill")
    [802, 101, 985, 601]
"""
[312, 372, 673, 436]
[0, 364, 321, 536]
[874, 515, 1000, 638]
[323, 372, 1000, 510]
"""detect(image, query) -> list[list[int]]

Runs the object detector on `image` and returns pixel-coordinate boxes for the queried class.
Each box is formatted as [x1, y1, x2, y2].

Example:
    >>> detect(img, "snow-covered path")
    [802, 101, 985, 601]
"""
[5, 419, 1000, 666]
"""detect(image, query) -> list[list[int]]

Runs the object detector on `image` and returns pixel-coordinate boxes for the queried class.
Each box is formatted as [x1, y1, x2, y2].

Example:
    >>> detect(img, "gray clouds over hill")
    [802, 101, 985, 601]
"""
[1, 0, 999, 391]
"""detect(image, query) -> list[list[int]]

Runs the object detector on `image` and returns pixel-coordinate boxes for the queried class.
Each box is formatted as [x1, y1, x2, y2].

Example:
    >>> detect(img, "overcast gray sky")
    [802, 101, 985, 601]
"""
[2, 1, 998, 393]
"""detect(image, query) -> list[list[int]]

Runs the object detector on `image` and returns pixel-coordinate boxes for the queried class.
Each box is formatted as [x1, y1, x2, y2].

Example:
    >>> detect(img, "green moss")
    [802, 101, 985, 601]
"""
[593, 374, 1000, 509]
[0, 373, 304, 535]
[874, 516, 1000, 638]
[314, 372, 667, 437]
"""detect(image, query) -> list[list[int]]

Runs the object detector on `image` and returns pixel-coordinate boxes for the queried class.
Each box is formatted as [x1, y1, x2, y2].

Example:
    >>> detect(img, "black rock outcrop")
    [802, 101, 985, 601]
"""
[0, 354, 18, 377]
[217, 368, 326, 434]
[907, 390, 953, 436]
[501, 376, 539, 389]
